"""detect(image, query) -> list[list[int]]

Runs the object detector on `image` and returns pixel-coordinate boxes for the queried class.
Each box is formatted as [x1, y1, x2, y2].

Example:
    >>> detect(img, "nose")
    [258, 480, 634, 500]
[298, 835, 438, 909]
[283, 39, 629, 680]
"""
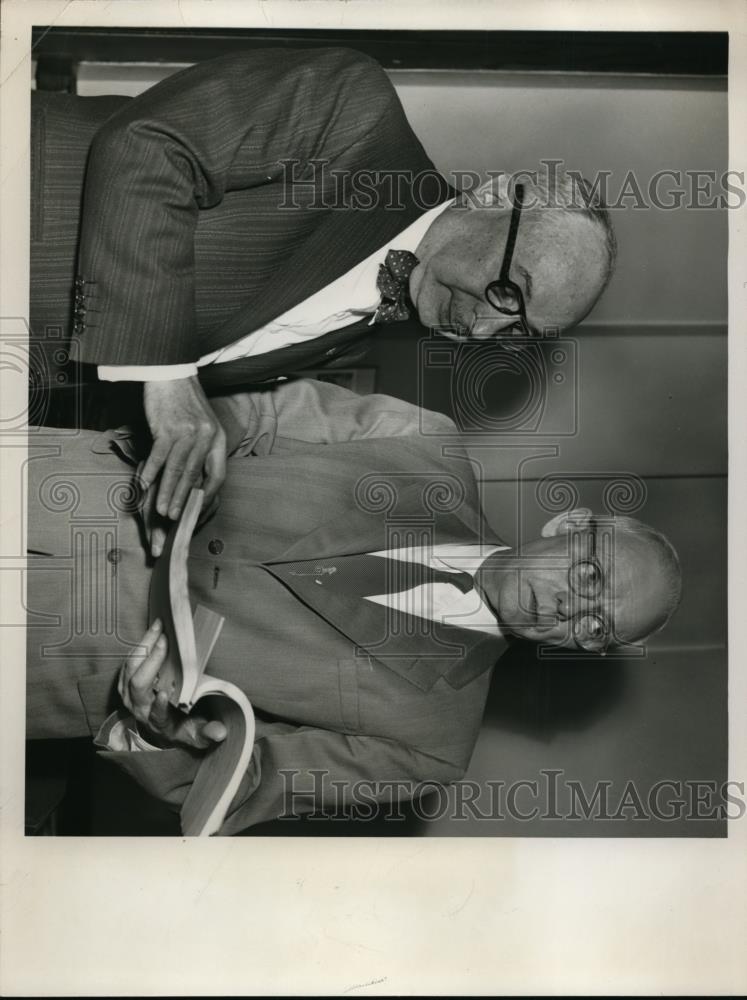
[554, 590, 574, 620]
[555, 589, 595, 621]
[470, 312, 517, 340]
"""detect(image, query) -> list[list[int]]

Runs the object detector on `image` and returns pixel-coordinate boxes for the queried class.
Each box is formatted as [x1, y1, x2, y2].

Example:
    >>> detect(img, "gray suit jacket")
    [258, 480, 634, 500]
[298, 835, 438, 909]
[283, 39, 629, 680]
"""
[31, 48, 454, 388]
[26, 381, 506, 834]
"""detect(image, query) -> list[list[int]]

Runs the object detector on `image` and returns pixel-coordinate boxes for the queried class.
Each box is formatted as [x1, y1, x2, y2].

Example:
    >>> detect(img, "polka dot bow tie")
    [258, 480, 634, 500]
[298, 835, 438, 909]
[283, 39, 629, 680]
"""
[373, 249, 419, 324]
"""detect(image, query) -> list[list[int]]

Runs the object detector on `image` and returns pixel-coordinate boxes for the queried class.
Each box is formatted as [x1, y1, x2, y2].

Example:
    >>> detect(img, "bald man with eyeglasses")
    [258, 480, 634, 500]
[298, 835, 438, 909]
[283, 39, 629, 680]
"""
[25, 379, 678, 835]
[32, 47, 616, 557]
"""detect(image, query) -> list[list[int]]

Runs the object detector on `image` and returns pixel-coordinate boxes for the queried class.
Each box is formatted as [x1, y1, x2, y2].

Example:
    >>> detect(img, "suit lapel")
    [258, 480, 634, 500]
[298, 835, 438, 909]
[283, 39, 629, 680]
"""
[264, 483, 505, 692]
[200, 171, 456, 354]
[270, 474, 485, 564]
[265, 555, 504, 692]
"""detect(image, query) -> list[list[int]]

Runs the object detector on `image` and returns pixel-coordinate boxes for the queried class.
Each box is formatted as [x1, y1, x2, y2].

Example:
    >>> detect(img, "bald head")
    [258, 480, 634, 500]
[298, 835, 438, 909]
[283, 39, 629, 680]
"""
[610, 518, 683, 643]
[475, 509, 682, 652]
[514, 206, 610, 331]
[411, 169, 616, 339]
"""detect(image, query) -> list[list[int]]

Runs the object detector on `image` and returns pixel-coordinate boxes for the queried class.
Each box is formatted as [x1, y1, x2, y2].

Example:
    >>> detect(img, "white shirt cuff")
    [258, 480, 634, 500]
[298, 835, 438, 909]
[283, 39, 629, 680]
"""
[94, 710, 163, 751]
[98, 363, 199, 382]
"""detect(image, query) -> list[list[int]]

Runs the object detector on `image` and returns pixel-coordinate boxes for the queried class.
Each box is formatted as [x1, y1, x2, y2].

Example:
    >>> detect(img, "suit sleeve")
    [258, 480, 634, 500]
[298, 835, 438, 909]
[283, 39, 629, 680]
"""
[75, 48, 408, 367]
[97, 718, 466, 834]
[201, 377, 455, 458]
[261, 377, 458, 443]
[221, 720, 467, 833]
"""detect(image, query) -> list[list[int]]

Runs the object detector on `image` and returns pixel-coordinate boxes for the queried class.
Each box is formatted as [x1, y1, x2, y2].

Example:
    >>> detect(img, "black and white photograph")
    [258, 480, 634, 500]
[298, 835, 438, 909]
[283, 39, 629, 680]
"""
[1, 0, 746, 995]
[21, 19, 729, 839]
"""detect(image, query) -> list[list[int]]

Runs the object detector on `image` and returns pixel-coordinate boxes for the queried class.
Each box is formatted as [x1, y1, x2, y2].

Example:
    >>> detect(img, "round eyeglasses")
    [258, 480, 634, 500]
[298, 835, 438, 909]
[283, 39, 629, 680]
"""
[567, 520, 612, 653]
[483, 183, 533, 337]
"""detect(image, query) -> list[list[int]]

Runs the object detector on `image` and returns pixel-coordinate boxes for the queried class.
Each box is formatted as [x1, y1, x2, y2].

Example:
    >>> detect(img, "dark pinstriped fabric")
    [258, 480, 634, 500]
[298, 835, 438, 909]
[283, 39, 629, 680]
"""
[30, 94, 128, 361]
[30, 48, 454, 387]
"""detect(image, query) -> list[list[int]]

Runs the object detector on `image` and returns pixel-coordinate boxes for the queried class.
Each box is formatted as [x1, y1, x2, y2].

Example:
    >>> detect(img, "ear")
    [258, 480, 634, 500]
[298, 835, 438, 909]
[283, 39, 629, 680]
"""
[471, 175, 512, 209]
[541, 508, 593, 538]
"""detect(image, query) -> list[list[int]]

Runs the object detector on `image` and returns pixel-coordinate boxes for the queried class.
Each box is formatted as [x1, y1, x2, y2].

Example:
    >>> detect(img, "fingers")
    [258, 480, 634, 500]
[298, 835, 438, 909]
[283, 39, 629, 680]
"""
[151, 425, 221, 520]
[118, 624, 228, 750]
[150, 524, 166, 559]
[154, 439, 194, 520]
[180, 717, 227, 750]
[118, 619, 161, 698]
[142, 378, 221, 521]
[117, 621, 228, 750]
[200, 720, 227, 745]
[149, 426, 222, 535]
[149, 690, 172, 731]
[138, 379, 230, 537]
[201, 428, 227, 511]
[137, 462, 168, 558]
[119, 622, 167, 724]
[149, 522, 168, 560]
[140, 438, 170, 493]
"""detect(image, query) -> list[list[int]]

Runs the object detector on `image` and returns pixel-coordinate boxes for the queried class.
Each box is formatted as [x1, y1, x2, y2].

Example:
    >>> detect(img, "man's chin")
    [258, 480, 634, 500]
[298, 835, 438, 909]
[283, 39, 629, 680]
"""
[413, 298, 470, 338]
[503, 623, 573, 648]
[500, 622, 534, 641]
[487, 602, 533, 641]
[495, 611, 565, 644]
[415, 300, 448, 331]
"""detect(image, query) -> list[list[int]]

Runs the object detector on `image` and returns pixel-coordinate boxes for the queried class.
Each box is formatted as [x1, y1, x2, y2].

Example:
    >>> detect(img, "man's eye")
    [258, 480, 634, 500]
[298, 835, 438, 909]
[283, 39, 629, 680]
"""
[588, 618, 604, 639]
[575, 614, 607, 640]
[575, 561, 602, 593]
[502, 288, 520, 310]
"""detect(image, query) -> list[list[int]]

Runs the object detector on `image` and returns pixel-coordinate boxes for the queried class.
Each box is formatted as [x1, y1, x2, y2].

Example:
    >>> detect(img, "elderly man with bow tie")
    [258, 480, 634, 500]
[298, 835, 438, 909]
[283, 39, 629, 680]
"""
[32, 46, 616, 556]
[26, 378, 680, 835]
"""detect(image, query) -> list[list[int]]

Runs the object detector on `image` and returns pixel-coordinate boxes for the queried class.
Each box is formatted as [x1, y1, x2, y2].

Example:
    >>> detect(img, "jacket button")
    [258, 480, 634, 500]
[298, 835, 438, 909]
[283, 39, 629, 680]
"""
[208, 538, 224, 555]
[107, 548, 122, 564]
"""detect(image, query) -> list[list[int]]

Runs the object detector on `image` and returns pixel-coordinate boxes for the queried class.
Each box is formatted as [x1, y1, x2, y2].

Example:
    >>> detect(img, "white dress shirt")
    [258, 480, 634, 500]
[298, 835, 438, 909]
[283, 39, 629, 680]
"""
[365, 542, 507, 636]
[98, 199, 454, 383]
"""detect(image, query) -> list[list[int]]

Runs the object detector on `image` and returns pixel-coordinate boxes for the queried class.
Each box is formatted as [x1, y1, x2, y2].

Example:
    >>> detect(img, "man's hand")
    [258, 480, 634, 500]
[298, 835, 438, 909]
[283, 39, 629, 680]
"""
[141, 377, 226, 554]
[118, 620, 227, 750]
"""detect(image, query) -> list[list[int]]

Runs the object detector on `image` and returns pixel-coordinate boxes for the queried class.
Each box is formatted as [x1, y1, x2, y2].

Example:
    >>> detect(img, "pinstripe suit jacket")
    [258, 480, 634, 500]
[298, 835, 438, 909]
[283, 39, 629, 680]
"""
[26, 381, 506, 834]
[31, 48, 454, 389]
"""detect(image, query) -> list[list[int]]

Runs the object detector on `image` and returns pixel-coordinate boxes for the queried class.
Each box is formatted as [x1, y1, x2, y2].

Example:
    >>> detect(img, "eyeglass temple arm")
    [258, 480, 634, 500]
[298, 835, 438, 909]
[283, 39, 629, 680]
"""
[498, 183, 525, 283]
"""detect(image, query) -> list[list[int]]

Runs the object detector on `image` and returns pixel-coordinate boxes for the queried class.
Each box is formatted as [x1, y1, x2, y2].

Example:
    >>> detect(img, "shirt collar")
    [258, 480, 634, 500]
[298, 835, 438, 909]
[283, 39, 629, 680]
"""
[432, 542, 509, 577]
